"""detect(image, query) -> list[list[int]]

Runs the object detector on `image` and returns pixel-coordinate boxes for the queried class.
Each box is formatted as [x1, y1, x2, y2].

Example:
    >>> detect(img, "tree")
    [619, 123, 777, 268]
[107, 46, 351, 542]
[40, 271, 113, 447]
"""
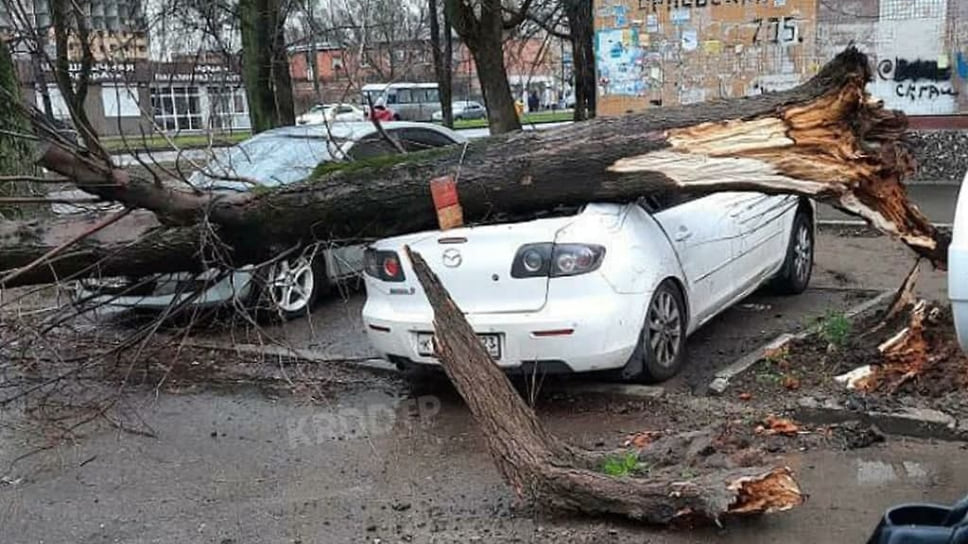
[527, 0, 595, 121]
[429, 0, 455, 127]
[0, 49, 947, 289]
[0, 39, 37, 219]
[447, 0, 532, 134]
[239, 0, 296, 132]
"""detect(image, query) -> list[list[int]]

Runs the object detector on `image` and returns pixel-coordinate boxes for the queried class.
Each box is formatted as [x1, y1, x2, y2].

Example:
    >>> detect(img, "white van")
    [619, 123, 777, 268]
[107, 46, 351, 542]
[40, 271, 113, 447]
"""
[362, 83, 440, 122]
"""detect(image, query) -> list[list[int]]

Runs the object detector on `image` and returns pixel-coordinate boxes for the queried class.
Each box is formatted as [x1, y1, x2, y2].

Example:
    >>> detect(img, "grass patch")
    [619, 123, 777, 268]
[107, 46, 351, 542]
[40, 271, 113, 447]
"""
[600, 451, 642, 477]
[101, 132, 251, 153]
[818, 311, 851, 348]
[451, 110, 573, 130]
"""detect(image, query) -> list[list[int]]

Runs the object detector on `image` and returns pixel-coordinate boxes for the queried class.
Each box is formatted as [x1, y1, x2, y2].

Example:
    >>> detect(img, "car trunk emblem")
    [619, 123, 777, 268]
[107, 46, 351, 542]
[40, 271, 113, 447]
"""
[442, 248, 462, 268]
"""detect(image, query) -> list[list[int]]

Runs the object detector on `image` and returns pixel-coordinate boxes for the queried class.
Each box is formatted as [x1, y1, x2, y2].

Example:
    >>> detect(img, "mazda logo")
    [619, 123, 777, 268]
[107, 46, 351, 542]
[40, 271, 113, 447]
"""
[442, 248, 462, 268]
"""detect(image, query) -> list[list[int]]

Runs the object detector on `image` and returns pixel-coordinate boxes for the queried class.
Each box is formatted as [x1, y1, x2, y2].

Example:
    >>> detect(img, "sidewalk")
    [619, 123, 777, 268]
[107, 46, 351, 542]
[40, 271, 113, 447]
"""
[818, 183, 963, 225]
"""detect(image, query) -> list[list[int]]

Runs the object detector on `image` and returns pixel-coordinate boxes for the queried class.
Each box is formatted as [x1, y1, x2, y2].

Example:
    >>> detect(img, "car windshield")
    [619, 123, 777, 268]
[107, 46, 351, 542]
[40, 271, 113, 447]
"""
[189, 132, 342, 191]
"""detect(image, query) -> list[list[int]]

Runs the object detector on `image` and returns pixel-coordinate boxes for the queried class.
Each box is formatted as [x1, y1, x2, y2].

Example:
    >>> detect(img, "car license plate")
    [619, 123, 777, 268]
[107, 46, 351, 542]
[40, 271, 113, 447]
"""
[416, 332, 501, 359]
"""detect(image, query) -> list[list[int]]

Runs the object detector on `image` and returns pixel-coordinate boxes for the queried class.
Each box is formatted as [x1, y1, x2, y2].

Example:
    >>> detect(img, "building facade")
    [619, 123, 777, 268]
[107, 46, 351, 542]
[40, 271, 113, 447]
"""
[17, 58, 250, 137]
[593, 0, 968, 119]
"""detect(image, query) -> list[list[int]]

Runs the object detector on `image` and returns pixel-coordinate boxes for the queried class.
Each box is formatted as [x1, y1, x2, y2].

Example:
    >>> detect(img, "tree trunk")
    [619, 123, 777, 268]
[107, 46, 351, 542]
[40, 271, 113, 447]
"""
[240, 0, 290, 133]
[1, 48, 946, 287]
[271, 1, 296, 127]
[405, 246, 804, 523]
[429, 0, 454, 127]
[471, 35, 521, 134]
[564, 0, 595, 121]
[0, 40, 36, 219]
[447, 0, 521, 134]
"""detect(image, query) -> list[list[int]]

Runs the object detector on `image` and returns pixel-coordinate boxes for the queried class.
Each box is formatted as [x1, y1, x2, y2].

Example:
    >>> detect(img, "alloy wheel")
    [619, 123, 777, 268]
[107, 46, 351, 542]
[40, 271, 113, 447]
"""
[793, 223, 812, 285]
[267, 256, 315, 314]
[647, 290, 682, 368]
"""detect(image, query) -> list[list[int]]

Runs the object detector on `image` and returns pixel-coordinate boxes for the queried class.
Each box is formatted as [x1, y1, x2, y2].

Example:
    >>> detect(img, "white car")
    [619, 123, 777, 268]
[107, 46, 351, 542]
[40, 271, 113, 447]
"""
[75, 122, 466, 319]
[951, 174, 968, 350]
[362, 193, 814, 382]
[296, 103, 365, 125]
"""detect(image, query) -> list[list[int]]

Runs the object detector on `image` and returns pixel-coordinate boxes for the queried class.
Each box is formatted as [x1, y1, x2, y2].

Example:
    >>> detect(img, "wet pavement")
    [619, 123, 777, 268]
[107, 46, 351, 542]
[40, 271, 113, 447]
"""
[0, 229, 960, 543]
[3, 385, 968, 543]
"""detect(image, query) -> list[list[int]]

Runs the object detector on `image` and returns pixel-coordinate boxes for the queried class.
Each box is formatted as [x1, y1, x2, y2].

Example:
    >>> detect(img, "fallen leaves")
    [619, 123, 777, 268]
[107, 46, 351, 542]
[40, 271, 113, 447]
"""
[755, 416, 801, 437]
[738, 392, 753, 401]
[624, 430, 662, 449]
[782, 376, 801, 391]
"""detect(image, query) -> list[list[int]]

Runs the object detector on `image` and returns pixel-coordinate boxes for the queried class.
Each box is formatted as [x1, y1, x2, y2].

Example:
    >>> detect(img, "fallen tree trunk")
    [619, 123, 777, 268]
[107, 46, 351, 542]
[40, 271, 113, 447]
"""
[405, 245, 803, 522]
[0, 212, 202, 287]
[1, 47, 946, 287]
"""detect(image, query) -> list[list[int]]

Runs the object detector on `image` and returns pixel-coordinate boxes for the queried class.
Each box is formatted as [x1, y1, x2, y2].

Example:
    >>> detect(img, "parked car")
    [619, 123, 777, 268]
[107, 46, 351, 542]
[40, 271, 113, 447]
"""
[952, 173, 968, 351]
[76, 122, 466, 319]
[431, 101, 487, 122]
[362, 193, 815, 382]
[296, 103, 365, 125]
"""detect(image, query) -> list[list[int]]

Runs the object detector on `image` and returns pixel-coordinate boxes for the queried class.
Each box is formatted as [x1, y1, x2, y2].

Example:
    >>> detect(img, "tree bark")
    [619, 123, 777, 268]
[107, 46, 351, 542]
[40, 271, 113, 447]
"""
[240, 0, 294, 133]
[447, 0, 522, 134]
[564, 0, 595, 121]
[429, 0, 454, 127]
[405, 246, 803, 523]
[1, 48, 946, 287]
[0, 40, 37, 219]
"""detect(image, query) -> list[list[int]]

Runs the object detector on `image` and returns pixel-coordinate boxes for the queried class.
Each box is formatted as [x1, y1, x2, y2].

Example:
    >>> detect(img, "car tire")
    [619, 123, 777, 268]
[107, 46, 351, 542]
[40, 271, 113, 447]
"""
[253, 248, 329, 321]
[620, 280, 687, 383]
[771, 209, 814, 295]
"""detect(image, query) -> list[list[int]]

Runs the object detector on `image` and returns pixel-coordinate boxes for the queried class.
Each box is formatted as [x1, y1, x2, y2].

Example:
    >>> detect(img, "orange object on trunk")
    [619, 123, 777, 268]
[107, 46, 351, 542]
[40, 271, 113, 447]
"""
[430, 175, 463, 230]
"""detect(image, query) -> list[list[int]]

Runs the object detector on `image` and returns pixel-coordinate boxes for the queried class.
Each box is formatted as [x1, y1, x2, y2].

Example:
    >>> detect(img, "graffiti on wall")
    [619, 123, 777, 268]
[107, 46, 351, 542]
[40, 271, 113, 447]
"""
[867, 0, 957, 115]
[876, 57, 959, 103]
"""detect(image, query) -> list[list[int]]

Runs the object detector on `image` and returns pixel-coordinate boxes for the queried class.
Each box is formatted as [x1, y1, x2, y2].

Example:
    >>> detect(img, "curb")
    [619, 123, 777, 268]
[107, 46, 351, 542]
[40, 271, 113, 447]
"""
[707, 289, 894, 395]
[544, 381, 665, 400]
[181, 339, 398, 374]
[818, 219, 953, 229]
[794, 397, 968, 442]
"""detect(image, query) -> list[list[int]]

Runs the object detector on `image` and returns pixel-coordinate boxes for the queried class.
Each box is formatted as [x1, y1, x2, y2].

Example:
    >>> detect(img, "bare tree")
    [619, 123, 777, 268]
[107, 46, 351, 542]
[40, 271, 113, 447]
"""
[428, 0, 454, 127]
[527, 0, 593, 121]
[239, 0, 295, 131]
[447, 0, 532, 134]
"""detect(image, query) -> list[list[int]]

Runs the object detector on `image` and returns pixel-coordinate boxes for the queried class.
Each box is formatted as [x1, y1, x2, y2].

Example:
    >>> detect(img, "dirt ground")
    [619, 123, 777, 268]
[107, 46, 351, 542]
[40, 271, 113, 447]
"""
[0, 229, 963, 543]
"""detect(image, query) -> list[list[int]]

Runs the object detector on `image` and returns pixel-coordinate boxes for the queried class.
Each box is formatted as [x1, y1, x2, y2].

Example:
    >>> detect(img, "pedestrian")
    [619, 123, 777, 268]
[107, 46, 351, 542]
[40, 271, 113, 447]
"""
[528, 91, 539, 114]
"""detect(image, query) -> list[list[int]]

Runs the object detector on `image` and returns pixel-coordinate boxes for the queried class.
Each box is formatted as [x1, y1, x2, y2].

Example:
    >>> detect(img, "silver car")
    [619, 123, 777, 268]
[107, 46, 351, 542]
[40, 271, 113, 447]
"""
[77, 122, 466, 319]
[432, 101, 487, 122]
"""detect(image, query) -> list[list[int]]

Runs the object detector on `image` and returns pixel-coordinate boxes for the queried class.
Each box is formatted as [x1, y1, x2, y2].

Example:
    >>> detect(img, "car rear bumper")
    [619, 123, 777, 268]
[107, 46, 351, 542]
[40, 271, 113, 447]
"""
[361, 289, 646, 373]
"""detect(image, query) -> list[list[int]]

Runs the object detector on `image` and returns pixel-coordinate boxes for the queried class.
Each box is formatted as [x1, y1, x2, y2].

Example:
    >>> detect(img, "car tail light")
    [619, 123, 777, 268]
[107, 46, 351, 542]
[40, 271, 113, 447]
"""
[511, 243, 605, 278]
[364, 248, 406, 282]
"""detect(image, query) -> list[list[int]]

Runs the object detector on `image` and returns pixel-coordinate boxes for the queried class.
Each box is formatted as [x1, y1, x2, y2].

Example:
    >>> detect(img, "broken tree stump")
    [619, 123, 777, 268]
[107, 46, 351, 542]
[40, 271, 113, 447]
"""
[404, 246, 804, 524]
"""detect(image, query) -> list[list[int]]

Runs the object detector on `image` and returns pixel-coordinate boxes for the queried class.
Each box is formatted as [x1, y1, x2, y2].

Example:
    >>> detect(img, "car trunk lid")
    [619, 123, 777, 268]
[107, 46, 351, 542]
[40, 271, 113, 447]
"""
[376, 215, 581, 314]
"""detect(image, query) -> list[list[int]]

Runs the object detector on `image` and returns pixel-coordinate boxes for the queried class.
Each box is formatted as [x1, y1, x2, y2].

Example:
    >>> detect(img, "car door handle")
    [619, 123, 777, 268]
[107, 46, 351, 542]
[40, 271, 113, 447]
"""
[674, 227, 693, 241]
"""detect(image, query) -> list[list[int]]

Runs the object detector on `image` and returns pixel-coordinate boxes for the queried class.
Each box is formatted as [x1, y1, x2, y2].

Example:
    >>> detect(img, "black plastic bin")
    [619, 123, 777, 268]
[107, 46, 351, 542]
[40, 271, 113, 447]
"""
[868, 495, 968, 544]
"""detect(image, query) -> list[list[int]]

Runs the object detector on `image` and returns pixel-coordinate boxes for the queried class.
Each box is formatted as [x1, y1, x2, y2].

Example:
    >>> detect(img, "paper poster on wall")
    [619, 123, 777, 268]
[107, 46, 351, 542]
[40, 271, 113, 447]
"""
[681, 29, 698, 52]
[703, 40, 722, 55]
[646, 14, 659, 32]
[670, 8, 689, 25]
[596, 28, 647, 97]
[613, 5, 627, 27]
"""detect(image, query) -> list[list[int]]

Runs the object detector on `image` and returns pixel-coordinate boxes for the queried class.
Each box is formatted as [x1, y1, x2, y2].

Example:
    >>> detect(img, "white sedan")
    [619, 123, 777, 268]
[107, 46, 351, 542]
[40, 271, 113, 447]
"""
[362, 193, 815, 382]
[951, 174, 968, 350]
[296, 103, 365, 125]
